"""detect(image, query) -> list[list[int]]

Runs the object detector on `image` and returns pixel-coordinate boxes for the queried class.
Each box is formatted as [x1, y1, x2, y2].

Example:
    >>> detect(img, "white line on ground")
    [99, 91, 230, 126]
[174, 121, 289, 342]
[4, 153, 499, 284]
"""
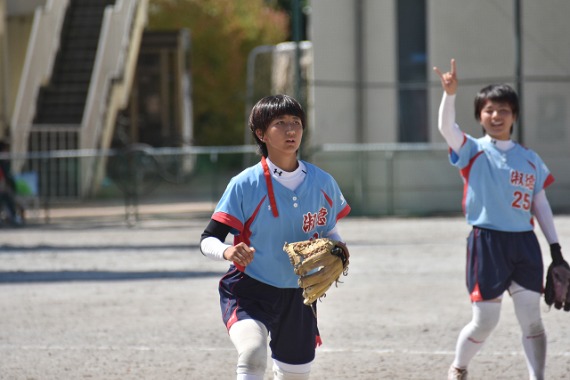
[2, 345, 569, 357]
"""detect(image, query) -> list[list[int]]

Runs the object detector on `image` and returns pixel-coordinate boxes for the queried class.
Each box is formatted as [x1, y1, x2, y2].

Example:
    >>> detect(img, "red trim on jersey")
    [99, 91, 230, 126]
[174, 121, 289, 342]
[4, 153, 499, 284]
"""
[321, 189, 351, 221]
[543, 173, 555, 190]
[322, 190, 333, 206]
[261, 156, 279, 217]
[459, 151, 485, 215]
[212, 211, 243, 232]
[526, 160, 555, 190]
[233, 196, 266, 272]
[337, 204, 351, 221]
[235, 196, 265, 247]
[460, 133, 467, 147]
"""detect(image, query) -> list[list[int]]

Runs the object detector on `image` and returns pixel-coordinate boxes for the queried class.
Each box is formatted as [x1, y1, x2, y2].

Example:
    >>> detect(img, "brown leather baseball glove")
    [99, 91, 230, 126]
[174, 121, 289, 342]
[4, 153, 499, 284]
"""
[283, 238, 349, 305]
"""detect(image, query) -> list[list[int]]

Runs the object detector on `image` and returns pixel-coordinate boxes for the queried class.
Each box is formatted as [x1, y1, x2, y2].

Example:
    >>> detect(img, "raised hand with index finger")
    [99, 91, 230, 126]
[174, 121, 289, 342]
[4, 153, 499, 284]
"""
[433, 58, 458, 95]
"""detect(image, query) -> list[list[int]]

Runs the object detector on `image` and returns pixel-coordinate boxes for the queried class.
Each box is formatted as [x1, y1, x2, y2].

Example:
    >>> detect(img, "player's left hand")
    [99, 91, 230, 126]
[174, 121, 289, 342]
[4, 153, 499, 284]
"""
[284, 238, 349, 305]
[545, 243, 570, 311]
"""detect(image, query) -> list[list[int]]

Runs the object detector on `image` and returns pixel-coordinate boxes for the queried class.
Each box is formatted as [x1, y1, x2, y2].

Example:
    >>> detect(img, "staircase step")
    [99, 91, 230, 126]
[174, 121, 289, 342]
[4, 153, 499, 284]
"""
[63, 37, 100, 49]
[36, 101, 85, 112]
[58, 50, 97, 62]
[55, 60, 96, 73]
[37, 102, 85, 112]
[69, 14, 107, 26]
[40, 102, 86, 113]
[40, 92, 87, 105]
[34, 111, 83, 125]
[42, 83, 89, 94]
[51, 71, 93, 84]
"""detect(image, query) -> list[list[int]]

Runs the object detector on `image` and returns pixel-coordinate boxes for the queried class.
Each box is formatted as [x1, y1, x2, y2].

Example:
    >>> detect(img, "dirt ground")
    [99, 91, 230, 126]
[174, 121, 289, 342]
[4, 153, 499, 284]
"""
[1, 211, 569, 379]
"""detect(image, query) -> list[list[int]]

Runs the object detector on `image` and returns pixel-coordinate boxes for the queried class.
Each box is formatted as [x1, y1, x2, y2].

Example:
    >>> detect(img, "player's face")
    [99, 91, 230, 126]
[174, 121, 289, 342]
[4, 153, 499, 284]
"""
[479, 100, 516, 141]
[260, 114, 303, 158]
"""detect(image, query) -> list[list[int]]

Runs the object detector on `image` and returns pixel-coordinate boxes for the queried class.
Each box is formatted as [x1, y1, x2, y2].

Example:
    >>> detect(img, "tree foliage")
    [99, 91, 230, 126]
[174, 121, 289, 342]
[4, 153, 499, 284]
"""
[148, 0, 289, 146]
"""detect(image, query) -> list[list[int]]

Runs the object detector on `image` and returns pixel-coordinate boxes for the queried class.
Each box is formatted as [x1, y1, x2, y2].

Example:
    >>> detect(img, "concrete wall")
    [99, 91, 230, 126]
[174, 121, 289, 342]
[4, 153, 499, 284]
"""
[4, 12, 34, 127]
[0, 0, 56, 137]
[309, 0, 397, 146]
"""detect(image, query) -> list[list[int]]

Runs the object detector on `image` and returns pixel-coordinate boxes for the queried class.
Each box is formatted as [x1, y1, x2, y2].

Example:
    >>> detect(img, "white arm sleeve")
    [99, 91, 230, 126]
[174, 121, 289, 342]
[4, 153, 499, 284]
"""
[438, 92, 465, 154]
[326, 225, 344, 243]
[532, 189, 559, 244]
[200, 236, 231, 261]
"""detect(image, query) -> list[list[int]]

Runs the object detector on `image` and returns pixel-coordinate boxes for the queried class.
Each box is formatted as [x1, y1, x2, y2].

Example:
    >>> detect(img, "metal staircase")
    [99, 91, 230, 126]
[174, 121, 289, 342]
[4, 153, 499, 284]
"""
[33, 0, 115, 126]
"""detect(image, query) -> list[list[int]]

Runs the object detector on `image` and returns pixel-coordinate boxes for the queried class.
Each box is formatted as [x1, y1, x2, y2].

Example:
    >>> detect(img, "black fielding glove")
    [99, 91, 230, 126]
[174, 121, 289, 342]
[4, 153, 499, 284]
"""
[544, 243, 570, 311]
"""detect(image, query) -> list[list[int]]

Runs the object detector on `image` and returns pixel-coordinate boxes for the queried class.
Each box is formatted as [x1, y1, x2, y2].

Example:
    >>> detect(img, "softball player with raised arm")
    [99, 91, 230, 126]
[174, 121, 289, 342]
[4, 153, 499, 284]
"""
[434, 59, 566, 380]
[200, 94, 351, 380]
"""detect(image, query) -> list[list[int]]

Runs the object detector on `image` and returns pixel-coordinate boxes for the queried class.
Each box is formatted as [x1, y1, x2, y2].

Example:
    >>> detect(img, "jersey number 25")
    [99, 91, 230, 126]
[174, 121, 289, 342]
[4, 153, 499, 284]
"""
[512, 191, 531, 210]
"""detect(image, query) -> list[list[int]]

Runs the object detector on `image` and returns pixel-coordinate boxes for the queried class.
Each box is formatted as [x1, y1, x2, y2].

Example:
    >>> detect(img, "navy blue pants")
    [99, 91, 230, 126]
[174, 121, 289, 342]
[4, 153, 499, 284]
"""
[219, 266, 320, 364]
[466, 227, 543, 301]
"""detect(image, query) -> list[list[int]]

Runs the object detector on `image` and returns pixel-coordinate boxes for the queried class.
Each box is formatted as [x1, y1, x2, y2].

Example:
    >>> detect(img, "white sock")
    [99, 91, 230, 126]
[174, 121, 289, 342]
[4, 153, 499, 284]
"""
[229, 319, 268, 379]
[510, 282, 546, 380]
[272, 359, 311, 380]
[453, 301, 502, 369]
[237, 375, 263, 380]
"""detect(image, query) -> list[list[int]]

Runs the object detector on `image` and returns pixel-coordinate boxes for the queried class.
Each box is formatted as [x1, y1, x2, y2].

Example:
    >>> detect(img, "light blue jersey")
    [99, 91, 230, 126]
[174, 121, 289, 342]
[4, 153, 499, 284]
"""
[212, 157, 351, 288]
[450, 134, 554, 232]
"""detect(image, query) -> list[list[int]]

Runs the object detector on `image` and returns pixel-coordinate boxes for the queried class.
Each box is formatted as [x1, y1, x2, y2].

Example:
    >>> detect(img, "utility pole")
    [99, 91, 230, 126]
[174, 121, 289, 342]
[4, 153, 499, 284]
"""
[292, 0, 302, 105]
[514, 0, 523, 144]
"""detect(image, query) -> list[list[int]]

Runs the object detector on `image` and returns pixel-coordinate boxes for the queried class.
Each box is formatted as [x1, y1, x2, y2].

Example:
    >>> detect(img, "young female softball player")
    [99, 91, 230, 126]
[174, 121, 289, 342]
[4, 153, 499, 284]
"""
[200, 94, 351, 379]
[434, 59, 566, 380]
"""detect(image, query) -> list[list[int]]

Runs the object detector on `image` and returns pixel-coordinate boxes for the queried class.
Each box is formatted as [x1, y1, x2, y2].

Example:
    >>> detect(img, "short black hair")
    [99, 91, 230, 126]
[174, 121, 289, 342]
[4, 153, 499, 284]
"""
[474, 83, 519, 122]
[249, 94, 305, 157]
